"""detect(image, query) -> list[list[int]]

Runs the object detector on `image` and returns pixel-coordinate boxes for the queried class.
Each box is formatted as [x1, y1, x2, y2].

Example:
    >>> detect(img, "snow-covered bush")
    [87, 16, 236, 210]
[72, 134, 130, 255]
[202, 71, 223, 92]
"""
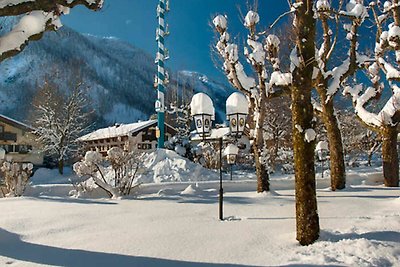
[73, 149, 141, 198]
[165, 135, 194, 161]
[192, 142, 220, 170]
[0, 162, 33, 197]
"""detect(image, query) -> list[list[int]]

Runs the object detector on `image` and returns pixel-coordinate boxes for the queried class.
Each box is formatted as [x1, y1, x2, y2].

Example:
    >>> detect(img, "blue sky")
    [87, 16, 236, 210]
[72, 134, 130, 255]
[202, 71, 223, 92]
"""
[63, 0, 288, 82]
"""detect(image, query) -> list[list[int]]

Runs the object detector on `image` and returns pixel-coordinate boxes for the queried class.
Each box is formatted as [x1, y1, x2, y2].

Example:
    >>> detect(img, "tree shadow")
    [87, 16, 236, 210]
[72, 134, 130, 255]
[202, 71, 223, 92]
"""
[246, 217, 295, 221]
[0, 228, 252, 267]
[320, 230, 400, 243]
[139, 190, 255, 205]
[33, 196, 118, 205]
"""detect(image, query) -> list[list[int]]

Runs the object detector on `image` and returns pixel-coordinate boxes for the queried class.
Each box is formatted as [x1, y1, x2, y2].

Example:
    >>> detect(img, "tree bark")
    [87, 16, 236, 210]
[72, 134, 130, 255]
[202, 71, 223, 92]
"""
[381, 125, 399, 187]
[292, 0, 319, 246]
[248, 97, 270, 193]
[58, 159, 64, 175]
[318, 88, 346, 191]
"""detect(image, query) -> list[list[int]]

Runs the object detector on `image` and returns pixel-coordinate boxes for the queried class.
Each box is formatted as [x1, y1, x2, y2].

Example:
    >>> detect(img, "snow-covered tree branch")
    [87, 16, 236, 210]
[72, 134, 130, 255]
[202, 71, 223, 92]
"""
[213, 10, 292, 193]
[310, 0, 370, 191]
[32, 76, 93, 175]
[343, 0, 400, 187]
[73, 148, 141, 199]
[0, 0, 103, 61]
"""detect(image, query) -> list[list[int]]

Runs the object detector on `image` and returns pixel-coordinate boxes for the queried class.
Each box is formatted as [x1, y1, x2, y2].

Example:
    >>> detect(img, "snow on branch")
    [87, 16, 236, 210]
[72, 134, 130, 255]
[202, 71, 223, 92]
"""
[0, 0, 103, 16]
[0, 0, 103, 62]
[344, 83, 400, 128]
[213, 14, 256, 94]
[0, 11, 60, 61]
[313, 1, 371, 103]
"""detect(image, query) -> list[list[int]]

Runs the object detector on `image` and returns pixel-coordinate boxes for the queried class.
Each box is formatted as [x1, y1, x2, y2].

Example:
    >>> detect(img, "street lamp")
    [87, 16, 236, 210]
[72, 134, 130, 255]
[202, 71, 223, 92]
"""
[226, 92, 248, 138]
[315, 140, 329, 178]
[190, 93, 215, 139]
[224, 144, 239, 180]
[190, 92, 248, 221]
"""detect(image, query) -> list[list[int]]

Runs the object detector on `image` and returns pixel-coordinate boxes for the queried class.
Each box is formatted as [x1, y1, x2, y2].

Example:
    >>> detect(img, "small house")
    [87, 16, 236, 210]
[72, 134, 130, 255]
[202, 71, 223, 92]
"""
[78, 119, 177, 155]
[0, 114, 43, 165]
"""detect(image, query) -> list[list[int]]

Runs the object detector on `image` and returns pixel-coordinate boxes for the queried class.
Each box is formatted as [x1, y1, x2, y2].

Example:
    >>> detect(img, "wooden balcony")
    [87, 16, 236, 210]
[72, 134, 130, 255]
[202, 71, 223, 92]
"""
[0, 132, 17, 142]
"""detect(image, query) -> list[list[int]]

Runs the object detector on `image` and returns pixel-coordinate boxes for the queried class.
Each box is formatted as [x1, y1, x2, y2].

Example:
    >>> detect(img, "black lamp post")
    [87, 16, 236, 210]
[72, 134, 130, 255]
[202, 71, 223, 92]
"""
[190, 92, 248, 221]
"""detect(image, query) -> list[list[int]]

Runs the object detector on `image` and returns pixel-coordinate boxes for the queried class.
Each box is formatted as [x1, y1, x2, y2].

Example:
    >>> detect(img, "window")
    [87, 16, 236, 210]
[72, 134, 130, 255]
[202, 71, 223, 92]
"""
[0, 125, 3, 133]
[19, 145, 32, 154]
[137, 143, 152, 150]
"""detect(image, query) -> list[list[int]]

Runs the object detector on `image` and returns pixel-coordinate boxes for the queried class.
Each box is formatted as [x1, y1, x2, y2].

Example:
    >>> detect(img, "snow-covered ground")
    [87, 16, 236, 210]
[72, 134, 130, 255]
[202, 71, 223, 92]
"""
[0, 151, 399, 266]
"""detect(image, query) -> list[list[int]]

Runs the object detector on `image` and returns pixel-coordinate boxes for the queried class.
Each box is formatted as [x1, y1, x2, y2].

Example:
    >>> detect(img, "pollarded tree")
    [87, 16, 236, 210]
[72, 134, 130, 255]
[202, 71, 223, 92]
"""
[213, 11, 292, 192]
[32, 77, 92, 175]
[0, 0, 103, 62]
[344, 0, 400, 187]
[312, 0, 369, 190]
[214, 1, 320, 245]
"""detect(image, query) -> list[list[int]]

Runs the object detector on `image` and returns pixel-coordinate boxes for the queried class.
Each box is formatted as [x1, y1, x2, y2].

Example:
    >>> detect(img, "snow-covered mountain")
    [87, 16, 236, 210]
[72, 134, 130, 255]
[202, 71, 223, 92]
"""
[0, 20, 233, 126]
[176, 70, 235, 122]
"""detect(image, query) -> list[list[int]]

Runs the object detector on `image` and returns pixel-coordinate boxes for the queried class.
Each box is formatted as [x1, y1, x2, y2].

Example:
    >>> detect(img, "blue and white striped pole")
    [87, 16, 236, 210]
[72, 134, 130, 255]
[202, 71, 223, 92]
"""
[155, 0, 169, 149]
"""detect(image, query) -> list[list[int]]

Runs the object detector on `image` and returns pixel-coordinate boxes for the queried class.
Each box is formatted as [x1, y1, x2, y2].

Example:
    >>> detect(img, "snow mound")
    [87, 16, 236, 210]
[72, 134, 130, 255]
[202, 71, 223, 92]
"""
[137, 149, 218, 184]
[256, 190, 280, 198]
[180, 185, 196, 195]
[30, 168, 75, 185]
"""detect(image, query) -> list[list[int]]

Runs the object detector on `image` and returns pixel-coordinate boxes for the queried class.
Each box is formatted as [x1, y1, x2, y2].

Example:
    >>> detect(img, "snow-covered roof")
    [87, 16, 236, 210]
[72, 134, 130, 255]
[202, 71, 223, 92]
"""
[0, 114, 35, 132]
[78, 120, 158, 142]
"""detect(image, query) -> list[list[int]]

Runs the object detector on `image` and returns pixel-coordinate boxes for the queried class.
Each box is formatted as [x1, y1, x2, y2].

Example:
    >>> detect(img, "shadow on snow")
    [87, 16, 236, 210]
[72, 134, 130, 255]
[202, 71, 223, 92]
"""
[0, 228, 253, 267]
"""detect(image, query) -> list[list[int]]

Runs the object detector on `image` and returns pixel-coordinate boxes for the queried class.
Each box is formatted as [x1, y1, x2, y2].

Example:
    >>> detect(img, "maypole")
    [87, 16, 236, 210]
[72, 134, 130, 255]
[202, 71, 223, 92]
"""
[155, 0, 170, 148]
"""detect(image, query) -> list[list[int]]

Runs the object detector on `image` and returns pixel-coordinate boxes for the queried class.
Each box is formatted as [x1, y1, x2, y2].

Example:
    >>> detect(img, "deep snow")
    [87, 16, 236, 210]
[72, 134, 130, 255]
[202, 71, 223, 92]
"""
[0, 150, 399, 266]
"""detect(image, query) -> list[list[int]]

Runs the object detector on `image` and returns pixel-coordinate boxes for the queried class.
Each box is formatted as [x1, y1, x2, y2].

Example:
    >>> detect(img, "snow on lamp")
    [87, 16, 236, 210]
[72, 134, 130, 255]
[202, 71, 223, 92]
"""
[224, 144, 239, 165]
[315, 140, 329, 161]
[226, 92, 248, 138]
[190, 93, 215, 138]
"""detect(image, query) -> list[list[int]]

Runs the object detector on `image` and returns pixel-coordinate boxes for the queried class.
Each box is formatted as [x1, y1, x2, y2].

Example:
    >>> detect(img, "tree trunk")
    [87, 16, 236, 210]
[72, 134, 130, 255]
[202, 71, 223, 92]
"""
[248, 96, 269, 193]
[367, 152, 372, 167]
[58, 159, 64, 175]
[292, 0, 319, 246]
[319, 90, 346, 191]
[381, 125, 399, 187]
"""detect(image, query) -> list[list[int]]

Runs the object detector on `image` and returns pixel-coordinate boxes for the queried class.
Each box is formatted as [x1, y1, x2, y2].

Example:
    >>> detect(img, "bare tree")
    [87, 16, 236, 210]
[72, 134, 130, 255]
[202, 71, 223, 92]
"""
[263, 96, 292, 172]
[344, 1, 400, 187]
[32, 76, 92, 174]
[213, 1, 319, 245]
[338, 110, 381, 166]
[311, 0, 370, 190]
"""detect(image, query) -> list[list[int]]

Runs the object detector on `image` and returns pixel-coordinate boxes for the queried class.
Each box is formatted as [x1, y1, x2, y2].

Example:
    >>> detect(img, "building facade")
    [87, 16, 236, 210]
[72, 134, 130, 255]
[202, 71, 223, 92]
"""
[0, 115, 43, 165]
[78, 120, 177, 156]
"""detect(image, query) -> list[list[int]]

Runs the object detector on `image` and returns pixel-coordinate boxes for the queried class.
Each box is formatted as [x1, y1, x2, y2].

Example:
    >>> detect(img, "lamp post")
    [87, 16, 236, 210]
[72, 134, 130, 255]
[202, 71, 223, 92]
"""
[190, 92, 248, 221]
[316, 141, 329, 178]
[224, 144, 239, 180]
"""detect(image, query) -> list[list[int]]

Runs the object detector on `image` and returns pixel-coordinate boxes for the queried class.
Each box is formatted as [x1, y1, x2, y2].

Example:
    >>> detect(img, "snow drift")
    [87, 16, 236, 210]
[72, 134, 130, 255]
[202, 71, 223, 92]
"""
[137, 149, 218, 184]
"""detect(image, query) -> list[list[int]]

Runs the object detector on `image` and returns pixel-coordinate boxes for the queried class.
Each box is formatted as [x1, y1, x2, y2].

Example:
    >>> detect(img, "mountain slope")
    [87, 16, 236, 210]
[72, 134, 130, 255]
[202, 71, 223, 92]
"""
[0, 20, 233, 126]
